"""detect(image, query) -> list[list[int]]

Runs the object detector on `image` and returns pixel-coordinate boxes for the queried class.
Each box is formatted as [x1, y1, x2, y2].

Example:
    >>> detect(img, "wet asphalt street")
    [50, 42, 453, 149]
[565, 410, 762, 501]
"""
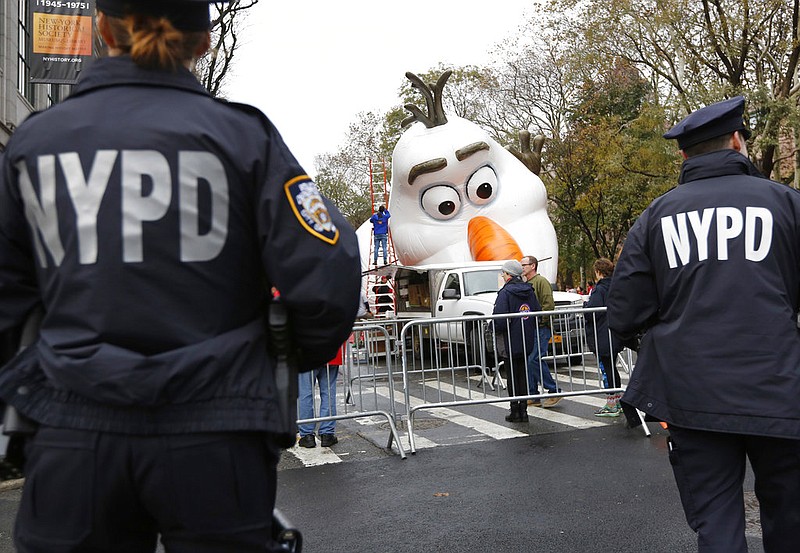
[275, 424, 764, 553]
[0, 423, 765, 552]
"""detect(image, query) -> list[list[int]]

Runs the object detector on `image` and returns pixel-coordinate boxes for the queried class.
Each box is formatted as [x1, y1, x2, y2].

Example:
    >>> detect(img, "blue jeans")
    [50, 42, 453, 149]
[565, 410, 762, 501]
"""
[298, 365, 339, 436]
[527, 327, 560, 394]
[373, 233, 388, 263]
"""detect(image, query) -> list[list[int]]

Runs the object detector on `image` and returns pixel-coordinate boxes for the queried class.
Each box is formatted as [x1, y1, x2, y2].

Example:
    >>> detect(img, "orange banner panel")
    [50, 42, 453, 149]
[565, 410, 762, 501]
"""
[33, 13, 93, 56]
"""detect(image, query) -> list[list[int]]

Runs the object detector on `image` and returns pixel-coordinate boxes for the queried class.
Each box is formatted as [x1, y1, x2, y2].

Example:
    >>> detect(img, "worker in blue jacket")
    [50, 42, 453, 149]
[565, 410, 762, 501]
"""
[0, 0, 360, 550]
[369, 205, 391, 264]
[608, 96, 800, 553]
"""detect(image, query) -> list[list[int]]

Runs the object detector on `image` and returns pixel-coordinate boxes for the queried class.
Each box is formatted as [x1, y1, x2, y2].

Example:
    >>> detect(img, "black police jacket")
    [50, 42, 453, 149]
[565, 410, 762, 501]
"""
[0, 56, 361, 434]
[608, 149, 800, 438]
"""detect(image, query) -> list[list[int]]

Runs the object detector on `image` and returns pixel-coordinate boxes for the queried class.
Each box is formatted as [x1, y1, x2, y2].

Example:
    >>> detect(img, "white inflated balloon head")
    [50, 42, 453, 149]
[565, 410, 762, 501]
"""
[387, 116, 558, 282]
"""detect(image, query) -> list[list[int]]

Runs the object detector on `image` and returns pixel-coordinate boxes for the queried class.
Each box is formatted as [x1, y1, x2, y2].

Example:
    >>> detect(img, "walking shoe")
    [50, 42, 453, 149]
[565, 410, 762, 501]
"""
[541, 396, 562, 408]
[527, 399, 542, 407]
[595, 405, 621, 417]
[320, 434, 338, 447]
[298, 434, 316, 448]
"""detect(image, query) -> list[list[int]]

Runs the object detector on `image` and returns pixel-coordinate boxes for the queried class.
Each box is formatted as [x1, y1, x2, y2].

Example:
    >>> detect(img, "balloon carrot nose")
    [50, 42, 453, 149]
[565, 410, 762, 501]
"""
[468, 216, 523, 261]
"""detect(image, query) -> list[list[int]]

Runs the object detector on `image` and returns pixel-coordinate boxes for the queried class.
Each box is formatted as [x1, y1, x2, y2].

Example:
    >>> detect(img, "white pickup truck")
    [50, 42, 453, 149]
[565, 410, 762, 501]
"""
[388, 261, 585, 358]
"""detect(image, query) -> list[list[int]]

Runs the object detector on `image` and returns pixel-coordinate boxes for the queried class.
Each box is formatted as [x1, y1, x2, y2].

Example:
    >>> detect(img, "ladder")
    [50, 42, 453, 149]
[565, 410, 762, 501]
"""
[366, 157, 397, 317]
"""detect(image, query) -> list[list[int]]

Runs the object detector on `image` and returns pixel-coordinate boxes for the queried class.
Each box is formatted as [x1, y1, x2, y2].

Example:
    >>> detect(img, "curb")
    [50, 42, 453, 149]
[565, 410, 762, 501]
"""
[0, 478, 23, 492]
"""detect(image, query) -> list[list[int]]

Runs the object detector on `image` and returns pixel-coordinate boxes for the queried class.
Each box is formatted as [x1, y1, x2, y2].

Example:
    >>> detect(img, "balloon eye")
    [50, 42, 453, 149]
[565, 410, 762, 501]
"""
[421, 185, 461, 221]
[466, 166, 498, 206]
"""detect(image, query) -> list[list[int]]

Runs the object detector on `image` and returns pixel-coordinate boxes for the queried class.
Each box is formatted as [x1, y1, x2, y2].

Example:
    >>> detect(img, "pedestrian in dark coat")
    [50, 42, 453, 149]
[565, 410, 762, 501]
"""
[608, 96, 800, 553]
[584, 258, 623, 417]
[493, 260, 540, 422]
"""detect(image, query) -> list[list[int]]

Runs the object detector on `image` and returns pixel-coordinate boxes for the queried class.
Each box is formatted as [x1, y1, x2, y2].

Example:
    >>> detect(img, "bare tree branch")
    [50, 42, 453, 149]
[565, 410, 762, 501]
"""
[194, 0, 259, 97]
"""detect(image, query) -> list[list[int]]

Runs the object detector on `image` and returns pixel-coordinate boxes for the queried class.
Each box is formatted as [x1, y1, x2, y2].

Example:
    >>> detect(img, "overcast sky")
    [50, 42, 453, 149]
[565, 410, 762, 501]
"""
[225, 1, 533, 174]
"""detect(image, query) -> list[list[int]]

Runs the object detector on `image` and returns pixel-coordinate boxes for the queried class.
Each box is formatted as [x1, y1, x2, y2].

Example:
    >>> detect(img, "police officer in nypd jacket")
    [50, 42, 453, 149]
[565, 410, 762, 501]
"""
[0, 0, 360, 551]
[608, 96, 800, 553]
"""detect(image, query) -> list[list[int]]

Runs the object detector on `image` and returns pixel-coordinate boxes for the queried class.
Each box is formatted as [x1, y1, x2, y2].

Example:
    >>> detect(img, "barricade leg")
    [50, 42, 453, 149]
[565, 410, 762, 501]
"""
[273, 508, 303, 552]
[636, 408, 651, 437]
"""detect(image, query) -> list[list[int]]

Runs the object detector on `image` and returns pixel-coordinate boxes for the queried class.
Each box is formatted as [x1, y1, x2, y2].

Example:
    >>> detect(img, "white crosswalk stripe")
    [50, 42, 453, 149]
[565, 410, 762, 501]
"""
[289, 442, 344, 466]
[394, 433, 439, 452]
[391, 386, 528, 441]
[343, 386, 527, 456]
[417, 380, 609, 430]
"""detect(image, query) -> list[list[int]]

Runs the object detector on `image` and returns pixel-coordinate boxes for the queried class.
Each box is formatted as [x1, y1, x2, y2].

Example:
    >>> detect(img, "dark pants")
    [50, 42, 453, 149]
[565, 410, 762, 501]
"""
[668, 426, 800, 553]
[16, 427, 282, 553]
[598, 355, 621, 389]
[502, 354, 529, 399]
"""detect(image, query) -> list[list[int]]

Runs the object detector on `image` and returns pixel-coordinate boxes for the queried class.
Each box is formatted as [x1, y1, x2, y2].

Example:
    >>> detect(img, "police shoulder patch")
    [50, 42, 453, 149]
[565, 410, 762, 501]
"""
[284, 175, 339, 245]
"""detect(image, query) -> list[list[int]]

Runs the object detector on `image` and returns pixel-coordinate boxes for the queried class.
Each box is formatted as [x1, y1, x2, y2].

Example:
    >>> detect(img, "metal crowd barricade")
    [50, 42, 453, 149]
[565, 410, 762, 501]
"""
[296, 321, 407, 459]
[295, 307, 647, 460]
[398, 307, 639, 454]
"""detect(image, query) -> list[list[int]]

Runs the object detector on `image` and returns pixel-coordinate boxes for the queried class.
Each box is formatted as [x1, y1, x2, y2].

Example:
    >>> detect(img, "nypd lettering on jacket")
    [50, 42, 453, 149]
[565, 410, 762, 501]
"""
[17, 150, 229, 267]
[660, 206, 773, 268]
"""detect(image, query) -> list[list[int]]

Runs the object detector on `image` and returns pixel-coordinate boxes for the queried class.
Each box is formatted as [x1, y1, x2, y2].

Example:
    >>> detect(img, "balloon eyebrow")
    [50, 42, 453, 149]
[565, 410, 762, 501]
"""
[455, 141, 490, 161]
[408, 158, 447, 185]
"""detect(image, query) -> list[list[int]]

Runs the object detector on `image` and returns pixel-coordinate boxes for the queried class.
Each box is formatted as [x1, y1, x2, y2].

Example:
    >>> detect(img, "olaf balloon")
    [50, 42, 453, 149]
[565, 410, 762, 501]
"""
[358, 70, 558, 282]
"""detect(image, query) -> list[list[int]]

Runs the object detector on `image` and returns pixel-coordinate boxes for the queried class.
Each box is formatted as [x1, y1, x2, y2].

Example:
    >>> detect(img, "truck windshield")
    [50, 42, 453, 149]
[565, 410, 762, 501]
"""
[463, 270, 503, 296]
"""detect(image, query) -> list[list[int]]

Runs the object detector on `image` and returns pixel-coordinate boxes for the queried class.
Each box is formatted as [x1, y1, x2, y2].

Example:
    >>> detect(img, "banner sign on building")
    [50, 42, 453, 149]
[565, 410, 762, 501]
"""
[30, 0, 95, 84]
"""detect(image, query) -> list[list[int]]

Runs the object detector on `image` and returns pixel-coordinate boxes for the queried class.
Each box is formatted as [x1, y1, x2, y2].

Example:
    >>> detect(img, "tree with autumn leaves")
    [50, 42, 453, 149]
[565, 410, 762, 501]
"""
[557, 0, 800, 182]
[545, 61, 676, 285]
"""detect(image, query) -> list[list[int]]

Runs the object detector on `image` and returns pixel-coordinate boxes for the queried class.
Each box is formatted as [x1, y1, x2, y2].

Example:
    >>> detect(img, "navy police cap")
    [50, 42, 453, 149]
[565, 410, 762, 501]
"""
[96, 0, 228, 31]
[663, 96, 752, 150]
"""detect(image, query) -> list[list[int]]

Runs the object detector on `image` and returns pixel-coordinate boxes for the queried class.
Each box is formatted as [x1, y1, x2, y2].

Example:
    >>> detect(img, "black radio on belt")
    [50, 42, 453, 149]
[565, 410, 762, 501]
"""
[0, 308, 43, 479]
[268, 298, 299, 449]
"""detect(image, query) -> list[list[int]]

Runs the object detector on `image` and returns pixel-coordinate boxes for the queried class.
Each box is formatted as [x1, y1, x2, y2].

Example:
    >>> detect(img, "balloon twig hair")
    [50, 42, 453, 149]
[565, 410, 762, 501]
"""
[402, 70, 452, 128]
